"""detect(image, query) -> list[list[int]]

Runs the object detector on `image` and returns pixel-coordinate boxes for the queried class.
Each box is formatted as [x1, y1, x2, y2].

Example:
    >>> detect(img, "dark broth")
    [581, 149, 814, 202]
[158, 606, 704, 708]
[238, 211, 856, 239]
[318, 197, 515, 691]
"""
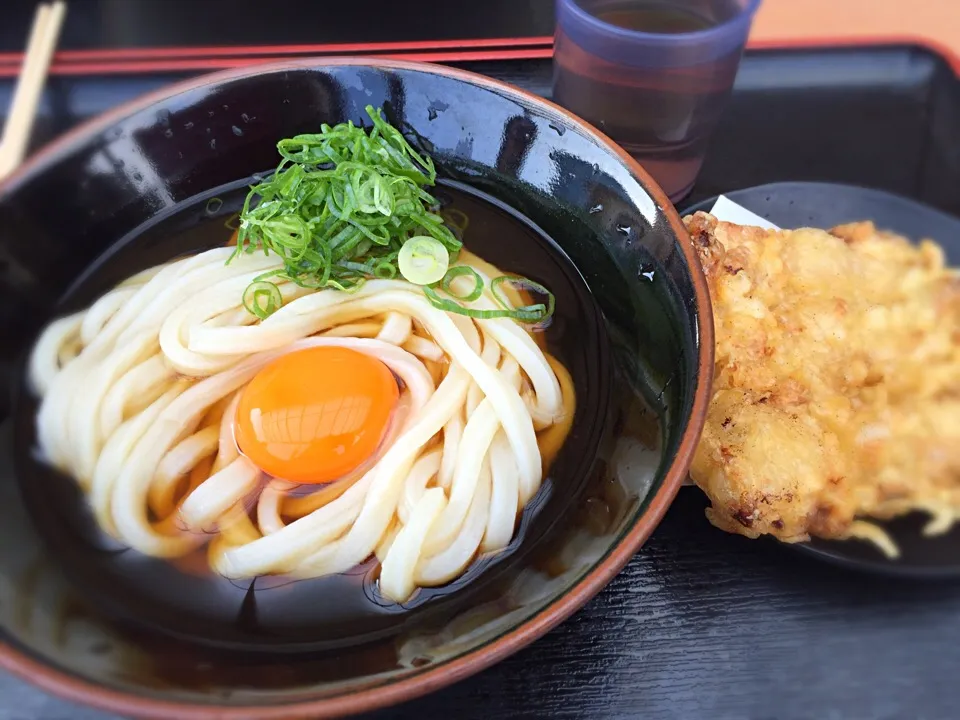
[14, 179, 621, 653]
[596, 4, 713, 33]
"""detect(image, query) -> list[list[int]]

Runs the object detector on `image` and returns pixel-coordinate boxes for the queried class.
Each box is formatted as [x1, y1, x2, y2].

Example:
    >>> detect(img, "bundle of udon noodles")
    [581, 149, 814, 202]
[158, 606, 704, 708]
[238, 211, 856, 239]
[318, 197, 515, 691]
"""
[29, 247, 573, 603]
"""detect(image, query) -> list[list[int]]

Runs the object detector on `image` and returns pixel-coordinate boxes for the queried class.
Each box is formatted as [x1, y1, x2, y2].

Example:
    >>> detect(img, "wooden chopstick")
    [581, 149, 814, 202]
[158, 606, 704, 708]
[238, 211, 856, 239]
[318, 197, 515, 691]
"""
[0, 1, 67, 181]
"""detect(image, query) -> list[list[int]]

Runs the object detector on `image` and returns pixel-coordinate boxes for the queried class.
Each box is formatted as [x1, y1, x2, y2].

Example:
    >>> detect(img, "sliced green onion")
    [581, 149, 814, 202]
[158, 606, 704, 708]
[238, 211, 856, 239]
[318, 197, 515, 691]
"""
[491, 274, 556, 324]
[398, 236, 449, 285]
[423, 285, 544, 321]
[228, 105, 554, 322]
[440, 266, 483, 302]
[242, 281, 283, 320]
[374, 261, 398, 279]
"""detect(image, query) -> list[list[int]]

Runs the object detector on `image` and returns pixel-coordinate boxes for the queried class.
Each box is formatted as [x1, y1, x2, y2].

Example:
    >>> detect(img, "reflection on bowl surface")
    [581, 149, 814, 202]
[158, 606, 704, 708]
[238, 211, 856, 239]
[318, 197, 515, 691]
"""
[0, 59, 711, 718]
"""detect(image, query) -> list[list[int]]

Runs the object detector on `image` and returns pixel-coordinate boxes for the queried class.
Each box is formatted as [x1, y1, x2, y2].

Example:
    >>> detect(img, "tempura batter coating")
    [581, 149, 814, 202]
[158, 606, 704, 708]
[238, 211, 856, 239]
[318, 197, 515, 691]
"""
[685, 212, 960, 550]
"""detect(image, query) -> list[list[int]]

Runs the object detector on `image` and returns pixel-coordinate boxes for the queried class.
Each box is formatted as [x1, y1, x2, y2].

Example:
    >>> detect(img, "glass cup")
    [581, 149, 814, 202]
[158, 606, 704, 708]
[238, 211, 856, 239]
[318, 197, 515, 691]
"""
[553, 0, 761, 202]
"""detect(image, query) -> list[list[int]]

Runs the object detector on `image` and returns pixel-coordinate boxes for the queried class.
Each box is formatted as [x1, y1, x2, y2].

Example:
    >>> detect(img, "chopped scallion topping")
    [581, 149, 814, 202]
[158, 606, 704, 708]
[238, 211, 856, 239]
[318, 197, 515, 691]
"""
[242, 280, 283, 320]
[228, 105, 554, 324]
[398, 236, 449, 285]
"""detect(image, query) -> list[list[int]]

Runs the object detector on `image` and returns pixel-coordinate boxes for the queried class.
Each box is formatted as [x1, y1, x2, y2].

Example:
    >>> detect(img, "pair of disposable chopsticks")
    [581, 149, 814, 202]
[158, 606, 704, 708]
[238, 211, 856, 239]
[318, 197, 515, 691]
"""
[0, 1, 67, 181]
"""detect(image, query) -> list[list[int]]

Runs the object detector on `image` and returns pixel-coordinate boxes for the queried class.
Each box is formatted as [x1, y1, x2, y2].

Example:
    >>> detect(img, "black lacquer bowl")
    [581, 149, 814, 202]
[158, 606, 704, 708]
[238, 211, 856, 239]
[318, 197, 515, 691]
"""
[0, 59, 712, 719]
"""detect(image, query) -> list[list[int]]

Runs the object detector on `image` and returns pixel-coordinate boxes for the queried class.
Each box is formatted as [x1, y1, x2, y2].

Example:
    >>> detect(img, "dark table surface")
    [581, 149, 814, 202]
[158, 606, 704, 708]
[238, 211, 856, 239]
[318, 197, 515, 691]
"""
[5, 489, 960, 720]
[2, 0, 555, 51]
[2, 3, 960, 719]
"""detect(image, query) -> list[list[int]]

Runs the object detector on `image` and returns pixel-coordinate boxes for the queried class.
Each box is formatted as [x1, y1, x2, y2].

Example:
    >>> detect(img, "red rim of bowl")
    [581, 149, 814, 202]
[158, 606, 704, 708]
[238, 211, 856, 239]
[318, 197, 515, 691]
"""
[0, 57, 714, 720]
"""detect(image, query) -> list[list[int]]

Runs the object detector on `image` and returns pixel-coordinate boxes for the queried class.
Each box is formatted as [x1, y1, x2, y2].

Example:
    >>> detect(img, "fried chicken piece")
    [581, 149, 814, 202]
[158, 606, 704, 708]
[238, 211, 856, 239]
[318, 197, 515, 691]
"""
[685, 212, 960, 549]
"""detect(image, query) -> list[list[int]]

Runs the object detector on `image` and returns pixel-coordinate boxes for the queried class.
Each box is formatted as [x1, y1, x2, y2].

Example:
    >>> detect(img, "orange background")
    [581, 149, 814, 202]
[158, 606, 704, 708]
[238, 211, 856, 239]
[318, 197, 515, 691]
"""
[752, 0, 960, 58]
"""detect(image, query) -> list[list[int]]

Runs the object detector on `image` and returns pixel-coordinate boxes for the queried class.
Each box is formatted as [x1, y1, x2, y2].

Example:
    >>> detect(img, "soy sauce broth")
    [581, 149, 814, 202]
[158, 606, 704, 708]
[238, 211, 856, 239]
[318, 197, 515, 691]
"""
[596, 4, 714, 33]
[14, 178, 625, 653]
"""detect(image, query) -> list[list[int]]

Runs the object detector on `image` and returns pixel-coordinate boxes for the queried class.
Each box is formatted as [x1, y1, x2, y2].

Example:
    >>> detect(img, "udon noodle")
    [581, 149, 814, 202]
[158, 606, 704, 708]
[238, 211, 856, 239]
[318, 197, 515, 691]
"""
[29, 246, 574, 603]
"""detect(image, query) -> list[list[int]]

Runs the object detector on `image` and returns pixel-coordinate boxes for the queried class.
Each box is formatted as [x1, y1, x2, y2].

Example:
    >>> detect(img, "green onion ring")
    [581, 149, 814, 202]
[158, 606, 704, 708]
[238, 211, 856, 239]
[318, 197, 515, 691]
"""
[242, 281, 283, 320]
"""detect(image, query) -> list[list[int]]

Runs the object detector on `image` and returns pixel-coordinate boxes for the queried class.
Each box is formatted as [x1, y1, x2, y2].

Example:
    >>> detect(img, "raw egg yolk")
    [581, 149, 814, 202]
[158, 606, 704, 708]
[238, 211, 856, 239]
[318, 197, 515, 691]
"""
[235, 347, 399, 484]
